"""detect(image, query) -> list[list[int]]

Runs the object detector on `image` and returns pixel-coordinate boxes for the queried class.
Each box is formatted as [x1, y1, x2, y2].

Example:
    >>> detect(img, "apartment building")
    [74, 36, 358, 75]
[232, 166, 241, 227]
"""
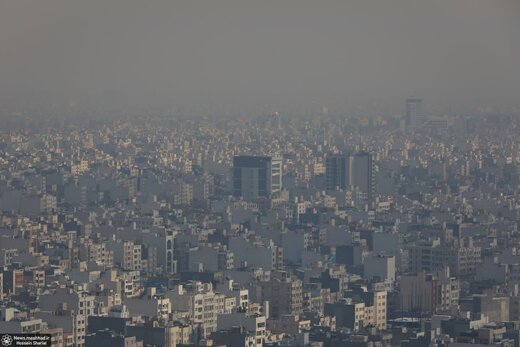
[399, 267, 459, 316]
[259, 271, 303, 320]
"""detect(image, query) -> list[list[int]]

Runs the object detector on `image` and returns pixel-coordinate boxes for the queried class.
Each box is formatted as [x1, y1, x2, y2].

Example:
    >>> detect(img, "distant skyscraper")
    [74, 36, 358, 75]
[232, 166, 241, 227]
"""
[326, 152, 375, 200]
[326, 155, 348, 190]
[405, 97, 425, 129]
[233, 156, 282, 199]
[349, 152, 375, 200]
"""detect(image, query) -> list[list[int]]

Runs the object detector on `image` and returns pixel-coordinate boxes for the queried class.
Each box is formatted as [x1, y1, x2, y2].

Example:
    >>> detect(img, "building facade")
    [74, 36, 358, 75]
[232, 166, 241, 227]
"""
[233, 156, 282, 199]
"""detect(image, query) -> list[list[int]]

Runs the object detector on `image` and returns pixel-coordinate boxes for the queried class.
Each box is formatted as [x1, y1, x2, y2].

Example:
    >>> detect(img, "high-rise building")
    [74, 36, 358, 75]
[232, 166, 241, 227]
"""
[233, 156, 282, 199]
[349, 152, 375, 200]
[326, 152, 375, 200]
[325, 155, 348, 190]
[405, 97, 425, 129]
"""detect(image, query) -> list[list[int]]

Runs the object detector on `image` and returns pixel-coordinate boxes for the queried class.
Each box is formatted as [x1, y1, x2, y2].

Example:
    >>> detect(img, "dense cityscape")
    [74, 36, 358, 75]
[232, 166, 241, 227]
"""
[1, 0, 520, 346]
[1, 98, 520, 347]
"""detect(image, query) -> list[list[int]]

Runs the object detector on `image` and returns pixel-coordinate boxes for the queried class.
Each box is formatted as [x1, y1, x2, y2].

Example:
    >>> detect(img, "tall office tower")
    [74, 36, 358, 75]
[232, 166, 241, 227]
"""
[325, 155, 348, 190]
[233, 156, 282, 199]
[349, 152, 375, 200]
[325, 152, 375, 199]
[405, 97, 425, 129]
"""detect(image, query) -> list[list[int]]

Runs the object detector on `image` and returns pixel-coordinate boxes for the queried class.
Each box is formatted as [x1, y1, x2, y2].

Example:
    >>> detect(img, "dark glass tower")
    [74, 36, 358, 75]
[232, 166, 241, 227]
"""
[233, 156, 282, 199]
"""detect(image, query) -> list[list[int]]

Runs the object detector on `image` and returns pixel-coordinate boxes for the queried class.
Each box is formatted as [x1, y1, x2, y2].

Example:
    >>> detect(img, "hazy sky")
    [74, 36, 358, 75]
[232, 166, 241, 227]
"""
[1, 0, 519, 116]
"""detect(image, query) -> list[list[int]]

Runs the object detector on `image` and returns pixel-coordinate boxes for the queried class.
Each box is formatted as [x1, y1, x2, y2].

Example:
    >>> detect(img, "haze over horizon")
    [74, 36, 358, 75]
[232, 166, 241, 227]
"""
[1, 0, 519, 117]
